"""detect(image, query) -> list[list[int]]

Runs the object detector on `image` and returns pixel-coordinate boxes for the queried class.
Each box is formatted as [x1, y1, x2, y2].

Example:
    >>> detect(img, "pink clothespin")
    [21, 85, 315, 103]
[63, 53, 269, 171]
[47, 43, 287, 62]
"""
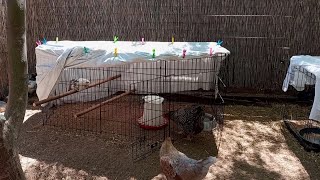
[36, 40, 42, 46]
[141, 38, 145, 45]
[209, 48, 213, 57]
[182, 49, 187, 58]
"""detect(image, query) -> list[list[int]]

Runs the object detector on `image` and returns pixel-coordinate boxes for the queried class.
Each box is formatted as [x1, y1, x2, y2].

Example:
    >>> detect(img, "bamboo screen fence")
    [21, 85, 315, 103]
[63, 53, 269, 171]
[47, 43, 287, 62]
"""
[0, 0, 320, 98]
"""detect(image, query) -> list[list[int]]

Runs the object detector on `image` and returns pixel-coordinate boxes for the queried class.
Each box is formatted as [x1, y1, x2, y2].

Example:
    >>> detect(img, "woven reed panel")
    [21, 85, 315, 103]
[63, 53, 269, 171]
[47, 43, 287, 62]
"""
[24, 0, 319, 93]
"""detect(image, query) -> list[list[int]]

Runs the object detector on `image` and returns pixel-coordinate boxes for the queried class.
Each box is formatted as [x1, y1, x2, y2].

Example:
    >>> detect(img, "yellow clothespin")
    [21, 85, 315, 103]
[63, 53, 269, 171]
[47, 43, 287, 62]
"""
[114, 48, 118, 57]
[172, 36, 174, 44]
[56, 37, 59, 43]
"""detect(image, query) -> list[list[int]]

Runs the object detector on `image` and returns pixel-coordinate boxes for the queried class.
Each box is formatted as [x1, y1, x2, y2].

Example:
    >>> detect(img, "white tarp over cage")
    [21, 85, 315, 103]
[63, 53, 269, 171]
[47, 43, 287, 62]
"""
[282, 55, 320, 121]
[35, 41, 230, 105]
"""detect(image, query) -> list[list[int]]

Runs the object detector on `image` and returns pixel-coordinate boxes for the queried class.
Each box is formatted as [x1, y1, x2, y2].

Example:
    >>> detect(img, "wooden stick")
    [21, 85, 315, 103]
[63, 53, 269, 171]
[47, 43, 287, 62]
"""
[33, 74, 121, 107]
[74, 90, 134, 118]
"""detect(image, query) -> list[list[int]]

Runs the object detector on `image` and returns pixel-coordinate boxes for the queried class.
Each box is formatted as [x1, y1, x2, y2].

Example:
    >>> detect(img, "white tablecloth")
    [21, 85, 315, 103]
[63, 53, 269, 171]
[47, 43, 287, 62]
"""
[35, 41, 230, 105]
[283, 55, 320, 121]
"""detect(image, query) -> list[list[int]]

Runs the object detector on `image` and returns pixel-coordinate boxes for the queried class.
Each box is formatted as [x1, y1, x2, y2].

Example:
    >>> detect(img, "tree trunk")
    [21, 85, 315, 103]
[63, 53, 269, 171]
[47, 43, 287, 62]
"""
[0, 0, 27, 179]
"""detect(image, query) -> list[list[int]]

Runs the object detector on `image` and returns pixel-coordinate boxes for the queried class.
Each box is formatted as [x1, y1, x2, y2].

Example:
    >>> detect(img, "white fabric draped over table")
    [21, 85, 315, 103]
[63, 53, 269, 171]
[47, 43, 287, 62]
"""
[35, 41, 230, 105]
[282, 55, 320, 121]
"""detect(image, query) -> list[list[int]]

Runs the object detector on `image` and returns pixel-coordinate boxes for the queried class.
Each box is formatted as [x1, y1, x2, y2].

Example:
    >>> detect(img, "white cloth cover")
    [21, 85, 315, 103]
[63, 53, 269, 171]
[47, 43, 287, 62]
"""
[282, 55, 320, 121]
[36, 41, 230, 105]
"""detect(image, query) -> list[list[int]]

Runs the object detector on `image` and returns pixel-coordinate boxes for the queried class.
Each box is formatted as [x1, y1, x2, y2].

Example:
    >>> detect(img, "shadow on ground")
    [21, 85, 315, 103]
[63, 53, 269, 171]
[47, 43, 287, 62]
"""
[281, 124, 320, 180]
[18, 104, 320, 180]
[18, 109, 218, 180]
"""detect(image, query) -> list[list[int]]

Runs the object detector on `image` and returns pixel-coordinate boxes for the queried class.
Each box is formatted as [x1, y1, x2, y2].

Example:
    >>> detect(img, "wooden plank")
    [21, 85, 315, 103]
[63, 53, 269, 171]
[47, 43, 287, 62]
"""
[74, 90, 134, 118]
[33, 74, 121, 107]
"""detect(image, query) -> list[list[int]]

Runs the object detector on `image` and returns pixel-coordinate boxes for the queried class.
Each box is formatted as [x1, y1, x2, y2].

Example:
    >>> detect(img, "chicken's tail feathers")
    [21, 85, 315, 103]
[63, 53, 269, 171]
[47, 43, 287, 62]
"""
[198, 156, 218, 169]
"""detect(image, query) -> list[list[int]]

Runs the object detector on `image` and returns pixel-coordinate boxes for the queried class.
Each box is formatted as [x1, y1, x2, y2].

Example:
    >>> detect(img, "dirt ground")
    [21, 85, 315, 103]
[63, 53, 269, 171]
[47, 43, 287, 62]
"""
[18, 101, 320, 180]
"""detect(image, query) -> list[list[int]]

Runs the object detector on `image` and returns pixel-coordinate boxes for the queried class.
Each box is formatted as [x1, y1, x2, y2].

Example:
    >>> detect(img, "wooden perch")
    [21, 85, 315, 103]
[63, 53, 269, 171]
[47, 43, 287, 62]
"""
[33, 74, 121, 107]
[74, 90, 134, 118]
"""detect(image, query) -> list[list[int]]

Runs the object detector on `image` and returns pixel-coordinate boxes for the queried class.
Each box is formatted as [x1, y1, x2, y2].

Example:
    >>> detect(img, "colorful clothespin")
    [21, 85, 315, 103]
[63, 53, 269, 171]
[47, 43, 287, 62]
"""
[172, 36, 174, 44]
[141, 37, 145, 45]
[84, 47, 89, 54]
[182, 49, 187, 58]
[41, 37, 47, 45]
[210, 48, 213, 57]
[56, 37, 59, 43]
[152, 49, 156, 59]
[114, 48, 118, 57]
[217, 40, 223, 46]
[36, 40, 42, 46]
[114, 36, 119, 43]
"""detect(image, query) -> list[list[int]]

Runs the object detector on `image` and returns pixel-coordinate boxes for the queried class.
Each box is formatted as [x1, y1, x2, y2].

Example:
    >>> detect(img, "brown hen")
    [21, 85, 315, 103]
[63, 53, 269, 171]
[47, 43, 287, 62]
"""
[160, 138, 217, 180]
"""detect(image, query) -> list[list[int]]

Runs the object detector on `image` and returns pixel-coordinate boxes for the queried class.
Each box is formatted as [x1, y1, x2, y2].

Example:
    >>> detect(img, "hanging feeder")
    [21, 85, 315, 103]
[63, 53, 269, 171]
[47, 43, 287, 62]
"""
[138, 95, 168, 130]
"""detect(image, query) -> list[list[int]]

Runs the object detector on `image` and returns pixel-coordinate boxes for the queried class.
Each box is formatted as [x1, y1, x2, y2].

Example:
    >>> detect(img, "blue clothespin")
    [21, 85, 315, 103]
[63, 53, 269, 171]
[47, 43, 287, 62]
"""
[41, 37, 47, 44]
[217, 40, 223, 46]
[84, 47, 89, 54]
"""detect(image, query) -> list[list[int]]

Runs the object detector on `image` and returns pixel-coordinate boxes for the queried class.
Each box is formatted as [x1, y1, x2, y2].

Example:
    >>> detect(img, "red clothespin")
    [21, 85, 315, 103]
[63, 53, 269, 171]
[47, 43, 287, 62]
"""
[141, 37, 145, 45]
[209, 48, 213, 57]
[182, 49, 187, 58]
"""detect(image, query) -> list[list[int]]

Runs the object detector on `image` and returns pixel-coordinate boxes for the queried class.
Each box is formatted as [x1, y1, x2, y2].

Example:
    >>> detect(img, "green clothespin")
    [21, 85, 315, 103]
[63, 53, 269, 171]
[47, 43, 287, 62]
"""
[152, 49, 156, 59]
[84, 47, 89, 54]
[114, 36, 119, 43]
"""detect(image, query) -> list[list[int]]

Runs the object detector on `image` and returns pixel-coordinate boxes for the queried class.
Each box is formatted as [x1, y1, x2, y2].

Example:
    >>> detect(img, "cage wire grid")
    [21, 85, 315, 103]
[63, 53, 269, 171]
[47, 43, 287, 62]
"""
[41, 55, 227, 160]
[283, 65, 320, 152]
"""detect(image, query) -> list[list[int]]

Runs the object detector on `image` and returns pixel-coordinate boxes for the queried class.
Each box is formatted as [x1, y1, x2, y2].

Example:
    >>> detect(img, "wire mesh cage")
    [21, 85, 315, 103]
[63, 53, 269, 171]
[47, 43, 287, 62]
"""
[39, 55, 227, 160]
[283, 65, 320, 152]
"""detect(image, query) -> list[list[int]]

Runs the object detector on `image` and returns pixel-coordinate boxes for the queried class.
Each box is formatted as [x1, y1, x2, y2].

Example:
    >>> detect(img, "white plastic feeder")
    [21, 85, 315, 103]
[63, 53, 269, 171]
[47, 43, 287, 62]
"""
[141, 95, 165, 127]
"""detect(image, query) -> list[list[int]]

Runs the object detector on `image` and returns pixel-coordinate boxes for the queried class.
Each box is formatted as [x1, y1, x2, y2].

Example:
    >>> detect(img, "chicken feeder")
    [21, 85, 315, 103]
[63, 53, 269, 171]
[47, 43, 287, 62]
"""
[138, 95, 168, 130]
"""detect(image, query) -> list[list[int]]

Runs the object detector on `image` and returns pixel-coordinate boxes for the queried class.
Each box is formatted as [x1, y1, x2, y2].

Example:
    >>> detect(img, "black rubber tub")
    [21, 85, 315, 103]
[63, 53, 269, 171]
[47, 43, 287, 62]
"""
[299, 127, 320, 150]
[284, 120, 320, 152]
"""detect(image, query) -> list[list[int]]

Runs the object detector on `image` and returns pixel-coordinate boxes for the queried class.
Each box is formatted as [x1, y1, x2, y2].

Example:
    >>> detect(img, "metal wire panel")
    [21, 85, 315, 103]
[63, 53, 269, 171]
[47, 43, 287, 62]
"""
[282, 66, 320, 152]
[40, 56, 226, 160]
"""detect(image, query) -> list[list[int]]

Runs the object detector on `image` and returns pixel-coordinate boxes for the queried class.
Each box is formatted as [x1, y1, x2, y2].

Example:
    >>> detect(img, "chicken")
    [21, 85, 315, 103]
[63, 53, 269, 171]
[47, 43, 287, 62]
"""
[160, 137, 217, 180]
[28, 73, 37, 95]
[28, 80, 37, 95]
[168, 105, 205, 140]
[68, 78, 90, 91]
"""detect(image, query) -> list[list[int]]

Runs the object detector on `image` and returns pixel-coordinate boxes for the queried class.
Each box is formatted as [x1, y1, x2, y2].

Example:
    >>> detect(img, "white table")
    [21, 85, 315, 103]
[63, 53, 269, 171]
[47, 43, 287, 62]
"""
[283, 55, 320, 121]
[35, 41, 230, 104]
